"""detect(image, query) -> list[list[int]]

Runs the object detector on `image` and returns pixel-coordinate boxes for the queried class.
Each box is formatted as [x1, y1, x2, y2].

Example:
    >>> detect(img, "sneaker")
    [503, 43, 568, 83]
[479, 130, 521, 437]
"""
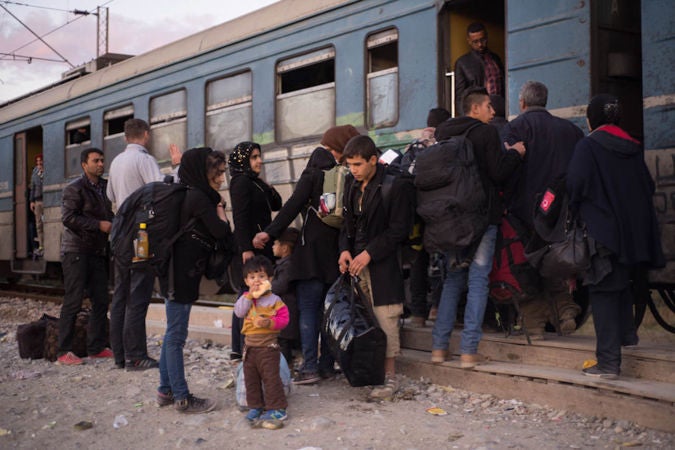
[430, 349, 447, 364]
[174, 395, 217, 414]
[125, 357, 159, 372]
[56, 351, 84, 365]
[292, 371, 320, 385]
[245, 408, 264, 422]
[260, 409, 287, 421]
[319, 367, 340, 380]
[88, 348, 114, 358]
[459, 353, 488, 369]
[157, 391, 174, 407]
[582, 365, 619, 380]
[369, 376, 398, 400]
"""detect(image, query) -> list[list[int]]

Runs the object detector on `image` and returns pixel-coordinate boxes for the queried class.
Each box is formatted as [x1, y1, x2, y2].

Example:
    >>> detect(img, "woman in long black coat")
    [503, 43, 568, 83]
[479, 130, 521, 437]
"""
[567, 94, 664, 379]
[228, 141, 282, 359]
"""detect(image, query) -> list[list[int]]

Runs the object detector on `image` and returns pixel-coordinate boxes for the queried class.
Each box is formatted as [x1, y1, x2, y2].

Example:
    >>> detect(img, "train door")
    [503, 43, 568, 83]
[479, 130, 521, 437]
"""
[437, 0, 505, 117]
[13, 127, 43, 260]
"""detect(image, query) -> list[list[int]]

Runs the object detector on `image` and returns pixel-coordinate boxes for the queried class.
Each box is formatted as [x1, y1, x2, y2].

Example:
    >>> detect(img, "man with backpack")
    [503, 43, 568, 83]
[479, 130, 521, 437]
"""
[107, 118, 182, 371]
[338, 135, 415, 399]
[425, 87, 524, 367]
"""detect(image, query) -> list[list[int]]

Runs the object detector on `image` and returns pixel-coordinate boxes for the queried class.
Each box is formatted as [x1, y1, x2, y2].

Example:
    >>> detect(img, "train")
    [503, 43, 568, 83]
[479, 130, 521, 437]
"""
[0, 0, 673, 305]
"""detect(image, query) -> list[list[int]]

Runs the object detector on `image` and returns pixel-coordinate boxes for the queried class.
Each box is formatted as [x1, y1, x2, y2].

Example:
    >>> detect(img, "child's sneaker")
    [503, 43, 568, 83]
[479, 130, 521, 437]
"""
[245, 408, 264, 422]
[260, 409, 287, 421]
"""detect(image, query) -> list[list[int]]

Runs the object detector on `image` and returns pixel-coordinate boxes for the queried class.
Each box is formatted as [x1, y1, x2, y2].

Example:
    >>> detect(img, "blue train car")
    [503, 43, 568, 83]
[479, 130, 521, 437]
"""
[0, 0, 672, 290]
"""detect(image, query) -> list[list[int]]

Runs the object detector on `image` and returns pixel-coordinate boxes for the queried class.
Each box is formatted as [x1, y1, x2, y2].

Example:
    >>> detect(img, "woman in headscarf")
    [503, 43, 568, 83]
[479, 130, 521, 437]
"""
[567, 94, 665, 379]
[157, 147, 231, 414]
[228, 141, 282, 360]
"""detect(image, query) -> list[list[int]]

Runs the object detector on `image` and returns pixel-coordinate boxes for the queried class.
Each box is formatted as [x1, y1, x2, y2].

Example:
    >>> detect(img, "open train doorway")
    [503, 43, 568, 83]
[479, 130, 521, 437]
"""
[13, 126, 43, 261]
[437, 0, 505, 117]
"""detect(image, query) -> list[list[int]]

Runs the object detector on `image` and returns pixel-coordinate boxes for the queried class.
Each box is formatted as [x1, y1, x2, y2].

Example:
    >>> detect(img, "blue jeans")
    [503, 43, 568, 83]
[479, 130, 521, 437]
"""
[432, 225, 497, 355]
[296, 278, 333, 374]
[158, 300, 192, 401]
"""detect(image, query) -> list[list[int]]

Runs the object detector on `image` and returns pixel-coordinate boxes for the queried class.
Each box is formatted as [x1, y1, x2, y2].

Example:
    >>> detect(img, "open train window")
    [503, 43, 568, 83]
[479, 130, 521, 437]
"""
[103, 105, 134, 172]
[206, 71, 252, 153]
[150, 90, 187, 163]
[65, 118, 91, 177]
[276, 47, 335, 142]
[367, 28, 399, 128]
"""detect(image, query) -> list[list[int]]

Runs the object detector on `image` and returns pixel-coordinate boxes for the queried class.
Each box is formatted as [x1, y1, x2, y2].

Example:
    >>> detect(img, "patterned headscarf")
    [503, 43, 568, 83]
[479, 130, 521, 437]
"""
[228, 141, 260, 177]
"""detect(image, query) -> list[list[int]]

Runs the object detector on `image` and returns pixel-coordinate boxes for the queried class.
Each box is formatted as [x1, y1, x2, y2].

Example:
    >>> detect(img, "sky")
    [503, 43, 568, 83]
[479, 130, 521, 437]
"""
[0, 0, 280, 103]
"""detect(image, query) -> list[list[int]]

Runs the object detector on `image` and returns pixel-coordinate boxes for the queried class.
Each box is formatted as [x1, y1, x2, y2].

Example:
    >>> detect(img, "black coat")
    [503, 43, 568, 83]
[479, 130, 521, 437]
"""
[265, 147, 340, 285]
[503, 107, 584, 230]
[339, 164, 415, 306]
[61, 175, 114, 256]
[272, 255, 299, 341]
[567, 126, 665, 268]
[435, 117, 522, 225]
[229, 173, 282, 259]
[454, 50, 504, 115]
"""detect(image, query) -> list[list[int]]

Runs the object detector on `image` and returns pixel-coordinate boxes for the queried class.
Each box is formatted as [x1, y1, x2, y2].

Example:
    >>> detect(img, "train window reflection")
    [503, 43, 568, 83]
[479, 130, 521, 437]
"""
[367, 28, 399, 128]
[150, 90, 187, 163]
[65, 118, 91, 178]
[206, 71, 252, 153]
[276, 47, 335, 142]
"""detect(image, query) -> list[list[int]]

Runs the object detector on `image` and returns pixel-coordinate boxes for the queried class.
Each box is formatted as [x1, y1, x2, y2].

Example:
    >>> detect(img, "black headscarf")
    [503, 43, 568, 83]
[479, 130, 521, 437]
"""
[178, 147, 222, 205]
[228, 141, 260, 178]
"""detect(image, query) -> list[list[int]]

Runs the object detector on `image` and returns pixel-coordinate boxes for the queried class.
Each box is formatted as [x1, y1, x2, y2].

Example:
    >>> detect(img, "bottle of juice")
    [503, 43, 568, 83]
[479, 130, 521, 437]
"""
[135, 223, 149, 260]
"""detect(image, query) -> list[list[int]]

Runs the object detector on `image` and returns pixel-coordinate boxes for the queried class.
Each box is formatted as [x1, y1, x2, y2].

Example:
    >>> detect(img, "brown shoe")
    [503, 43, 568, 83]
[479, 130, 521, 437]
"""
[427, 306, 438, 321]
[459, 353, 488, 369]
[409, 316, 426, 328]
[430, 349, 447, 364]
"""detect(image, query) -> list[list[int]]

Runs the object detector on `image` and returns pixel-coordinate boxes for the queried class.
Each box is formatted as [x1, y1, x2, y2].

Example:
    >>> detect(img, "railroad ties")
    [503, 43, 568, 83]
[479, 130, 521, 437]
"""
[145, 304, 675, 433]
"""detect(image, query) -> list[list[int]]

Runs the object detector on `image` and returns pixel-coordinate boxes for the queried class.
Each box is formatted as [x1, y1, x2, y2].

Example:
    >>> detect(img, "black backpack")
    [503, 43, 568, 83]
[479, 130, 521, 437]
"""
[414, 123, 488, 252]
[110, 179, 190, 289]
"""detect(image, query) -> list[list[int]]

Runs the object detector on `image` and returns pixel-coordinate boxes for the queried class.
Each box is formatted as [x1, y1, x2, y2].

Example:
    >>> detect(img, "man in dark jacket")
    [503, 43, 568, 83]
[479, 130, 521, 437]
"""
[338, 135, 415, 399]
[454, 22, 505, 116]
[503, 81, 585, 338]
[253, 125, 359, 384]
[430, 87, 524, 368]
[57, 148, 114, 365]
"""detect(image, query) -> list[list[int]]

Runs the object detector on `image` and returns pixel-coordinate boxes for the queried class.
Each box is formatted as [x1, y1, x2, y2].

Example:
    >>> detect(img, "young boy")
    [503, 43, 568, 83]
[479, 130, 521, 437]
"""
[271, 227, 300, 366]
[234, 255, 290, 426]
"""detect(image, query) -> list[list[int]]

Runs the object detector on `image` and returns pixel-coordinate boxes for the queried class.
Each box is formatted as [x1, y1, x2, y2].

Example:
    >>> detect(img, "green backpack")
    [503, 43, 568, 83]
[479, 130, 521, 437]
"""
[315, 164, 349, 228]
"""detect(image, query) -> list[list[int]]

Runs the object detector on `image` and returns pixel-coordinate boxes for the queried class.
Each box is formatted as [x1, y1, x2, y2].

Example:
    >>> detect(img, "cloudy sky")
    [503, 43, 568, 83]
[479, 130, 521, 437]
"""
[0, 0, 279, 102]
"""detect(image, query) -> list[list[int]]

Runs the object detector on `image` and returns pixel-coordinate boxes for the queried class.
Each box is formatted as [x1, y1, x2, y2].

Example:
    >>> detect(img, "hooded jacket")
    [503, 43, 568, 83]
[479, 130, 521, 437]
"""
[435, 117, 522, 225]
[264, 146, 340, 285]
[567, 125, 664, 268]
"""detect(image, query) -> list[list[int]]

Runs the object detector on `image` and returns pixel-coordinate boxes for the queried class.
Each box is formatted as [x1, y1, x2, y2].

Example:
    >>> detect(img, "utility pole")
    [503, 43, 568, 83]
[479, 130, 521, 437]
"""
[96, 6, 109, 58]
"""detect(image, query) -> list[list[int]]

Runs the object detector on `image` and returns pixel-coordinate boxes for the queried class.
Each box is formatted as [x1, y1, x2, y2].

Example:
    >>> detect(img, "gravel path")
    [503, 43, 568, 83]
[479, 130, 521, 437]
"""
[1, 296, 673, 449]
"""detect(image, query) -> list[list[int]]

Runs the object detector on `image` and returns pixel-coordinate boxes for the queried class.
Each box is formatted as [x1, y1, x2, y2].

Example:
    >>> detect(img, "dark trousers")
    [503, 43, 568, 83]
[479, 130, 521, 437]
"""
[244, 346, 287, 410]
[58, 253, 109, 355]
[589, 261, 637, 374]
[409, 249, 441, 318]
[110, 261, 155, 364]
[231, 287, 246, 356]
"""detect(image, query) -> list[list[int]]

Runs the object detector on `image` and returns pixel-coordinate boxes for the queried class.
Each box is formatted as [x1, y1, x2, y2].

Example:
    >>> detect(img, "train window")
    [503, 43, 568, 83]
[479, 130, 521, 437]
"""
[367, 28, 399, 128]
[150, 90, 187, 163]
[103, 105, 134, 172]
[65, 118, 91, 177]
[276, 47, 335, 141]
[206, 71, 252, 152]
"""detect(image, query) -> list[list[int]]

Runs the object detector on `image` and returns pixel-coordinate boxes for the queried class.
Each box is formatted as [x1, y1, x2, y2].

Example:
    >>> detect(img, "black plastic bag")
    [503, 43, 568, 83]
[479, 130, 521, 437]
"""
[323, 273, 386, 387]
